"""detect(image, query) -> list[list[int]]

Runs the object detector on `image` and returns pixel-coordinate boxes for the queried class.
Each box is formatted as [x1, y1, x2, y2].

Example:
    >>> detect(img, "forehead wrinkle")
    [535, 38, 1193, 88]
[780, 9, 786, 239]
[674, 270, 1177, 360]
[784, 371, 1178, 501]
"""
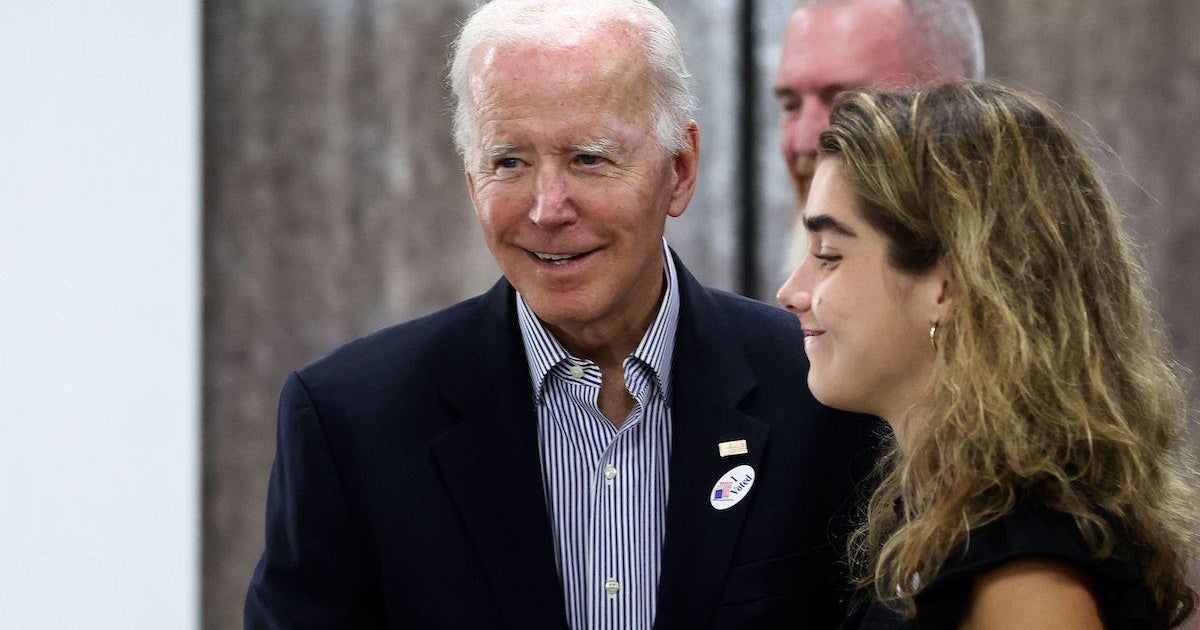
[472, 29, 655, 118]
[464, 31, 661, 170]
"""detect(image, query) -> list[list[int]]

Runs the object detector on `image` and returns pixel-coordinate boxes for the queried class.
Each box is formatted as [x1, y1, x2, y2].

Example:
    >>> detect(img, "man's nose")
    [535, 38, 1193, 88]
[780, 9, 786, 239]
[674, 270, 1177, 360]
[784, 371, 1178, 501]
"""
[776, 258, 813, 314]
[529, 167, 576, 227]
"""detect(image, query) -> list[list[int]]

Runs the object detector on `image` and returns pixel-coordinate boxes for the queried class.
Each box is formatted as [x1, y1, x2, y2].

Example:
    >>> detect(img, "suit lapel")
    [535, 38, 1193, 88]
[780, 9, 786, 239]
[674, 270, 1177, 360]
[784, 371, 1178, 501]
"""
[427, 265, 770, 629]
[655, 260, 770, 630]
[430, 280, 568, 630]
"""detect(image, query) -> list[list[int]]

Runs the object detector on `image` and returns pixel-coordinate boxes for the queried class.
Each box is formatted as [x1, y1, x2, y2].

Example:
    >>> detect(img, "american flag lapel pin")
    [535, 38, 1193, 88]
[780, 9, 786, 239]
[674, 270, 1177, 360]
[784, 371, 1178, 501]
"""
[717, 439, 748, 458]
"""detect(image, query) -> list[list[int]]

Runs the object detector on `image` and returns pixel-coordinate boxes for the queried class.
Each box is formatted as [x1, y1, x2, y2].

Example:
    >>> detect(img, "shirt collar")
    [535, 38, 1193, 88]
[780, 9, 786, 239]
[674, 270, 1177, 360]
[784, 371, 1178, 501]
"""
[516, 239, 681, 403]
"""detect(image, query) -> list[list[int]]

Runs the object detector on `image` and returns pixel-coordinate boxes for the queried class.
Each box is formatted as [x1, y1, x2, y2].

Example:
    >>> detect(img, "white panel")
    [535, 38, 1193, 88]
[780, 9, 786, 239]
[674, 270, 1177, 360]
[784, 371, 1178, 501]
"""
[0, 1, 200, 628]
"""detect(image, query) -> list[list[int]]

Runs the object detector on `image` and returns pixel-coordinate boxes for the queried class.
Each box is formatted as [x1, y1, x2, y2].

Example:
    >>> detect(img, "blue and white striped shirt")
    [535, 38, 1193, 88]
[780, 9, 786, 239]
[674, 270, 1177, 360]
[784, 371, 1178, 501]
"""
[516, 242, 680, 630]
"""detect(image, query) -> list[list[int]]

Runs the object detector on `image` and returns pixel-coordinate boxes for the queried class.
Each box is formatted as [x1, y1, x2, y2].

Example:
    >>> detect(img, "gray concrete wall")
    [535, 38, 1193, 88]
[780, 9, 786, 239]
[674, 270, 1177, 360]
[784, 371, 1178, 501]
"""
[967, 0, 1200, 405]
[202, 2, 487, 627]
[204, 1, 1199, 626]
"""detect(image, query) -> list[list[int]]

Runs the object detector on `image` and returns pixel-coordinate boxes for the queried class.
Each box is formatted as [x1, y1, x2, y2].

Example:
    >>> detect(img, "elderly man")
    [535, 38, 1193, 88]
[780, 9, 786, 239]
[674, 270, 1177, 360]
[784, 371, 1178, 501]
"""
[775, 0, 983, 266]
[245, 1, 876, 628]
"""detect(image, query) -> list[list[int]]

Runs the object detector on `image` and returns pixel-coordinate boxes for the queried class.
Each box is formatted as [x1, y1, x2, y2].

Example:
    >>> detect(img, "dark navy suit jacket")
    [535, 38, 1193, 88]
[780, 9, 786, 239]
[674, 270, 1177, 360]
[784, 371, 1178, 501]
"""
[245, 256, 881, 629]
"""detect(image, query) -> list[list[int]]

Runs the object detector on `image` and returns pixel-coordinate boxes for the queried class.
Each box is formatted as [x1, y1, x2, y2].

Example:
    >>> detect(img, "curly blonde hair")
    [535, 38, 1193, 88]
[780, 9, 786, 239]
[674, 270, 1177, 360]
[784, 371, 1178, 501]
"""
[818, 81, 1199, 624]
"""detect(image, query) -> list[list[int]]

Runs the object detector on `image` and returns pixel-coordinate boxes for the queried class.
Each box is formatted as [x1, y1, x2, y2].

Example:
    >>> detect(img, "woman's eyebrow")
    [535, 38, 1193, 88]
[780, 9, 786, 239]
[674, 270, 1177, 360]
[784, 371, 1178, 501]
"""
[803, 213, 857, 237]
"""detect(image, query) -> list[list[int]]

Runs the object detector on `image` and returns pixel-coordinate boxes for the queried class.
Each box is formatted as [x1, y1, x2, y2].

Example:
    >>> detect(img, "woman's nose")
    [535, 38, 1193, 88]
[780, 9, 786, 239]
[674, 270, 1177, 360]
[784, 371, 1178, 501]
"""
[776, 259, 813, 314]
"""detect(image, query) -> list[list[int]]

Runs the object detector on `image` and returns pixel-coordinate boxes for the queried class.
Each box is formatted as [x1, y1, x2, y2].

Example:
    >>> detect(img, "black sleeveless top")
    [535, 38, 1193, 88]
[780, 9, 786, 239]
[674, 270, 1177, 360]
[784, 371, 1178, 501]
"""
[839, 506, 1165, 630]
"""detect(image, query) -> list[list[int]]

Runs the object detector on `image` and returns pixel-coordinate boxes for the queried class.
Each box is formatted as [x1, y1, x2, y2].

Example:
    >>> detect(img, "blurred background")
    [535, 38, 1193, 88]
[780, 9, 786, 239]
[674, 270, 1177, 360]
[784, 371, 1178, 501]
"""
[2, 0, 1196, 627]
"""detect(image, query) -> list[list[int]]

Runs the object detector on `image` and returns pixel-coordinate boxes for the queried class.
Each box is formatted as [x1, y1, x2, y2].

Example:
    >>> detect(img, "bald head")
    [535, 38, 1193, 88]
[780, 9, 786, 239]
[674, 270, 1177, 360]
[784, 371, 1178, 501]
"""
[774, 0, 982, 203]
[792, 0, 983, 79]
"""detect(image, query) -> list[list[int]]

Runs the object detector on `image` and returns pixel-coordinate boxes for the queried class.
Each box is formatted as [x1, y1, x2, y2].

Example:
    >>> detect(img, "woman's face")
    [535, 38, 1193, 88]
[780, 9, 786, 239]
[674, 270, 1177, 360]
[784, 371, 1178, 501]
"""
[776, 160, 948, 424]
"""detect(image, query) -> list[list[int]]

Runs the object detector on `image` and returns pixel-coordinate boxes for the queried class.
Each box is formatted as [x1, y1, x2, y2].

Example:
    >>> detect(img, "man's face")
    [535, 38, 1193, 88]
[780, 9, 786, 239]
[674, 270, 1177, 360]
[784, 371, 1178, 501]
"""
[774, 0, 927, 204]
[464, 32, 697, 346]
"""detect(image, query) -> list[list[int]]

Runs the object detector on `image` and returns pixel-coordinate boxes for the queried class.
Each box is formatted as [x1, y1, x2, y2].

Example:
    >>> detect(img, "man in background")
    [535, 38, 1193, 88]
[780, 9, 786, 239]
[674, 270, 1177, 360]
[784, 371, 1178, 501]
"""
[775, 0, 984, 267]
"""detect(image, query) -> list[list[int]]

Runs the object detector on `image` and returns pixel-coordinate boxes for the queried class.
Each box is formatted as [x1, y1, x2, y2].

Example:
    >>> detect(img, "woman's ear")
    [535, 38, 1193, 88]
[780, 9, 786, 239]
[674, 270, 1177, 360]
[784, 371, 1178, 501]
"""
[928, 256, 954, 323]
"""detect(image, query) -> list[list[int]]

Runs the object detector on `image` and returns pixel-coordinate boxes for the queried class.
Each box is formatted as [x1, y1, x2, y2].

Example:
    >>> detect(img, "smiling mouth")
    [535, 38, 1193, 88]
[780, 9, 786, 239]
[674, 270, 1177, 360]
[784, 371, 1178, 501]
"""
[802, 329, 824, 343]
[530, 249, 595, 265]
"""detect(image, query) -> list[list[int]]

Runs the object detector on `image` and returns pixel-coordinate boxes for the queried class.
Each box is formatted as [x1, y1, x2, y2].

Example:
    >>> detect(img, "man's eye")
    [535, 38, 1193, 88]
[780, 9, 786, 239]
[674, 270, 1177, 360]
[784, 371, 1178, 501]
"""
[577, 154, 602, 166]
[779, 99, 801, 114]
[496, 158, 521, 169]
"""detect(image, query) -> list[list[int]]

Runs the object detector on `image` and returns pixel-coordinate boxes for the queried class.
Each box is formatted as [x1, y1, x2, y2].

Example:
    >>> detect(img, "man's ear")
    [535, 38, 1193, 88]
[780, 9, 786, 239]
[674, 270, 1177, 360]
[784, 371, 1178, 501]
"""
[667, 121, 700, 218]
[464, 166, 481, 216]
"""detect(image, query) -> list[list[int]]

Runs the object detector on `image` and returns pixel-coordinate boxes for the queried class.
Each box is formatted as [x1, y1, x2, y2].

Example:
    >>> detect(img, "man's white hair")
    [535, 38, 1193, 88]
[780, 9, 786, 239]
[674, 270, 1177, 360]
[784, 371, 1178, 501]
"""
[797, 0, 985, 80]
[448, 0, 697, 159]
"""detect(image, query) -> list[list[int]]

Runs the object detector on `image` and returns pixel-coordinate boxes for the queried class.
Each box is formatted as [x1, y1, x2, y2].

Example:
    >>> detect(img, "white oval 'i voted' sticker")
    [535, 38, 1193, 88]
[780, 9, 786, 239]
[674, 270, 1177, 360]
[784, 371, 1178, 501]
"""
[709, 464, 755, 510]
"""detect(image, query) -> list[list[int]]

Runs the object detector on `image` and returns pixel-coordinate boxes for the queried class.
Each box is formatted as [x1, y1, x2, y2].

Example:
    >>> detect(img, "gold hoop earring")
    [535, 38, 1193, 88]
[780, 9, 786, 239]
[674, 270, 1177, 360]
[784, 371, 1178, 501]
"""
[929, 322, 939, 350]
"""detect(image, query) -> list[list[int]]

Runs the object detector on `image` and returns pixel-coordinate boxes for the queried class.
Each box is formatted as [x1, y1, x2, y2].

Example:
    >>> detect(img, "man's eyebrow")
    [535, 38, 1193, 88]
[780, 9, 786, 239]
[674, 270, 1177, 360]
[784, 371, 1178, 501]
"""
[803, 213, 857, 237]
[482, 143, 517, 160]
[570, 138, 620, 155]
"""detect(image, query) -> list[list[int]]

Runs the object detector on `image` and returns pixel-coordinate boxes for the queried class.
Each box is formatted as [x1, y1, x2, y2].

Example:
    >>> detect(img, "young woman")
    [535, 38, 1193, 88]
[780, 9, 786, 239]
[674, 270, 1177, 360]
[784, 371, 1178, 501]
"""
[777, 82, 1198, 629]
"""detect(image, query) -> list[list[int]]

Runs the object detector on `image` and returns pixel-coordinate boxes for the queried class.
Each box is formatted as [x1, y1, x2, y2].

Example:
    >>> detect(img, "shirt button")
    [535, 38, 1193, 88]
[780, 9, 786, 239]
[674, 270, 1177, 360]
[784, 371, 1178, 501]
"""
[568, 364, 584, 378]
[604, 579, 620, 597]
[604, 464, 618, 481]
